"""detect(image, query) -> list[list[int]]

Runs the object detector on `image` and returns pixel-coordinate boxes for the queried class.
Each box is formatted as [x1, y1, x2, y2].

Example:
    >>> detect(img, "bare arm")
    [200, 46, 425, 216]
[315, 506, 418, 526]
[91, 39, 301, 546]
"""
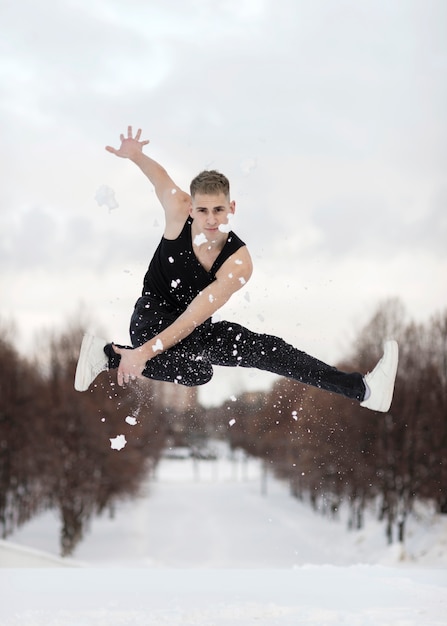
[113, 246, 253, 386]
[106, 126, 190, 234]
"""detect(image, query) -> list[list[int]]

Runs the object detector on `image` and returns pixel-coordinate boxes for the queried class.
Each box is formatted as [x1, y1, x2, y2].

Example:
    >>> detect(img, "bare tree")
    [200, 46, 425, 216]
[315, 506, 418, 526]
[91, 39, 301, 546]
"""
[0, 319, 168, 556]
[213, 300, 447, 547]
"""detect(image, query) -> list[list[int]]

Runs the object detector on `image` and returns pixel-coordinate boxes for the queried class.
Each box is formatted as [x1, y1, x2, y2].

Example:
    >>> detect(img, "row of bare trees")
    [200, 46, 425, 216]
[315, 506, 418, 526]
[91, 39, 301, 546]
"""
[0, 321, 168, 555]
[220, 299, 447, 544]
[2, 298, 445, 553]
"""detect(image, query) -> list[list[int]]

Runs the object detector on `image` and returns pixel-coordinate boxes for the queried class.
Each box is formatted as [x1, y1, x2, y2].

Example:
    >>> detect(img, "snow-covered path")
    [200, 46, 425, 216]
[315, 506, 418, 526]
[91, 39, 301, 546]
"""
[1, 446, 447, 625]
[8, 446, 447, 568]
[75, 453, 355, 568]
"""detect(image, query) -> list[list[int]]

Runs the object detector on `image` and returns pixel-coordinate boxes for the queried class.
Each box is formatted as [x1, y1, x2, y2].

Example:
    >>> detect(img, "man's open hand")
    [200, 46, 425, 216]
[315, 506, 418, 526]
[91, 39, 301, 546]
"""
[105, 126, 149, 160]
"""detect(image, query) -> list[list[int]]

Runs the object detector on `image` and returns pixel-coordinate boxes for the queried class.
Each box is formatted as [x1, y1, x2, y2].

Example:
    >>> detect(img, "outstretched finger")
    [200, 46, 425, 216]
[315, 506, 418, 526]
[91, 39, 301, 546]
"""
[127, 125, 133, 138]
[135, 128, 142, 140]
[117, 368, 129, 387]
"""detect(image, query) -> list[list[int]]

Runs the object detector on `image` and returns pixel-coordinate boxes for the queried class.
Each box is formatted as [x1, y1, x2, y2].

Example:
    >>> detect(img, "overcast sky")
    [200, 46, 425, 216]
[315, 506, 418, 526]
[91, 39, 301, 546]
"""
[1, 0, 446, 406]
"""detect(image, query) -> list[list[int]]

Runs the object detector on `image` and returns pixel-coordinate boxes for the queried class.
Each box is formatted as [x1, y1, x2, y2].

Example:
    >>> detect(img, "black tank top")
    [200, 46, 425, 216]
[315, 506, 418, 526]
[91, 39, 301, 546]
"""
[142, 218, 246, 313]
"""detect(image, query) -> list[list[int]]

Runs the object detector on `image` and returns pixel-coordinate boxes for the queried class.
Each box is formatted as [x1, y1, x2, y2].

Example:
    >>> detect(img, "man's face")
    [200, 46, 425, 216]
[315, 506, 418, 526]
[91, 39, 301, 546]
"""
[190, 192, 235, 243]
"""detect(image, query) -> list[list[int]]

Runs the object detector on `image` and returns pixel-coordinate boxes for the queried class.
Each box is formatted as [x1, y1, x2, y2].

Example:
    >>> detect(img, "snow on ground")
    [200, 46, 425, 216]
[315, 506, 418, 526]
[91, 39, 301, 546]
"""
[1, 444, 446, 625]
[1, 566, 446, 626]
[0, 540, 80, 568]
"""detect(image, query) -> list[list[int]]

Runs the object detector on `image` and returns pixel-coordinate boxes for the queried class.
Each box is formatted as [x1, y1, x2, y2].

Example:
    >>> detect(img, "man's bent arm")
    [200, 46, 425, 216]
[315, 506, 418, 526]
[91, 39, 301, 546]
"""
[114, 248, 253, 385]
[142, 249, 252, 357]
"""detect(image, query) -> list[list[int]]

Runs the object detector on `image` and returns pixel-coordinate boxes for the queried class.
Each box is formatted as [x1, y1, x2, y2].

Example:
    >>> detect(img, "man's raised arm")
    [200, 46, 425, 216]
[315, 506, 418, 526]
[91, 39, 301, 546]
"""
[106, 126, 190, 222]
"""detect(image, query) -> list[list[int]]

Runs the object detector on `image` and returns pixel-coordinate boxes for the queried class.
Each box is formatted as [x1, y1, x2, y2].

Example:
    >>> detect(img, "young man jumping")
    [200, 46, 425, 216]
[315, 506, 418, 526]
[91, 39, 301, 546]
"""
[75, 126, 398, 412]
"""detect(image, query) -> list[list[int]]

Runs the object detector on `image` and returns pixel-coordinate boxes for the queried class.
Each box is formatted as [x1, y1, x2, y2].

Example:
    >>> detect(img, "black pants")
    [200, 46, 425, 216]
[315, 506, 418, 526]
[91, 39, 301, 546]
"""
[105, 296, 366, 401]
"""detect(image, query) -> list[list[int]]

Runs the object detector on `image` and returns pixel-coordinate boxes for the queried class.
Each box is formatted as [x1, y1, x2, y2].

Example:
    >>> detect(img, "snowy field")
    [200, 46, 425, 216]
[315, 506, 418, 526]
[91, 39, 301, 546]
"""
[1, 445, 446, 625]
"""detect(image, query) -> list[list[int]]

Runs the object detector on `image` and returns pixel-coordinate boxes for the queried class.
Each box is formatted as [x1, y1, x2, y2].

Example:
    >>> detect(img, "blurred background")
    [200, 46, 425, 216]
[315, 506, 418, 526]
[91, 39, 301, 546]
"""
[0, 0, 446, 566]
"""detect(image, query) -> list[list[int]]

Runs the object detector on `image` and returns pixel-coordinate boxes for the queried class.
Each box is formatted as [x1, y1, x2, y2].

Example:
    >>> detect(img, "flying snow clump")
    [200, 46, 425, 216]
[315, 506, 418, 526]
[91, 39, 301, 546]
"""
[193, 232, 208, 246]
[95, 185, 119, 211]
[110, 434, 127, 450]
[152, 338, 164, 353]
[218, 213, 234, 234]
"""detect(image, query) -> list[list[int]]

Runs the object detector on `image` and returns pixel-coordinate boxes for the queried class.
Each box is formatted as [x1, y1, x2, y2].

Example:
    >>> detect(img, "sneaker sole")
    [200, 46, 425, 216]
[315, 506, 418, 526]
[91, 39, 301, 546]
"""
[74, 333, 97, 392]
[361, 340, 399, 412]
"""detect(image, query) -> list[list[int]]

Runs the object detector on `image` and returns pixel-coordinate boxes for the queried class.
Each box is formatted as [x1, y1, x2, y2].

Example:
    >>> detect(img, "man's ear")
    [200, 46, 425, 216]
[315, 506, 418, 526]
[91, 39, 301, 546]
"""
[188, 200, 194, 217]
[230, 200, 236, 214]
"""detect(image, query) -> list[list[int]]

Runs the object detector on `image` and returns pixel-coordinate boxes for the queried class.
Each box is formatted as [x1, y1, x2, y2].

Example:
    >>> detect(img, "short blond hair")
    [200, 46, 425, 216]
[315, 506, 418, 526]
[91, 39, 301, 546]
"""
[190, 170, 230, 198]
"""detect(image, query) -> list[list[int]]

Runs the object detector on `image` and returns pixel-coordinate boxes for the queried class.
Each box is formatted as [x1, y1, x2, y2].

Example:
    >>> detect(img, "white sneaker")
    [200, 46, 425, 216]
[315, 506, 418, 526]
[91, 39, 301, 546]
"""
[360, 340, 399, 412]
[74, 333, 108, 391]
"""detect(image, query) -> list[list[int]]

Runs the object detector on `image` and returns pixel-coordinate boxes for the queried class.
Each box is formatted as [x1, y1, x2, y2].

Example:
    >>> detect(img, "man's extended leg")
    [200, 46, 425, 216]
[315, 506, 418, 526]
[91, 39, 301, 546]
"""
[203, 321, 366, 401]
[203, 321, 398, 410]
